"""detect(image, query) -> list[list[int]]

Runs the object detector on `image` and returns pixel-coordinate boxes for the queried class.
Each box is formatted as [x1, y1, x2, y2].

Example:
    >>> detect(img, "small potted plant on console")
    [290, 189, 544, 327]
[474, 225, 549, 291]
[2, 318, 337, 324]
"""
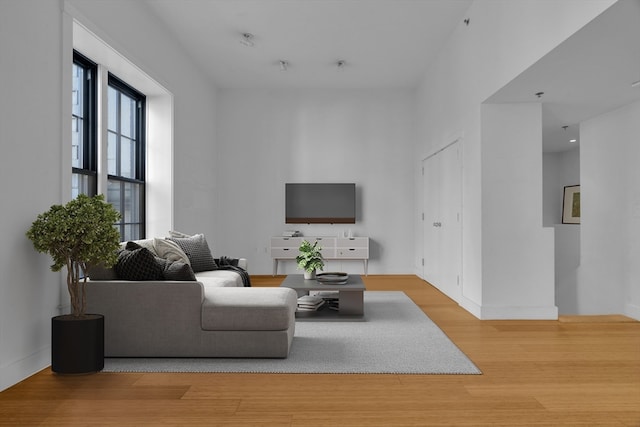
[296, 239, 325, 280]
[26, 194, 121, 374]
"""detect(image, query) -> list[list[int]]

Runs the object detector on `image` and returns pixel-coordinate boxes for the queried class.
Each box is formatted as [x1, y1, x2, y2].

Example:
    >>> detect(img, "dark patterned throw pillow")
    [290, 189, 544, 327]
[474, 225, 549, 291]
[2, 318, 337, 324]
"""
[115, 242, 164, 281]
[167, 234, 218, 273]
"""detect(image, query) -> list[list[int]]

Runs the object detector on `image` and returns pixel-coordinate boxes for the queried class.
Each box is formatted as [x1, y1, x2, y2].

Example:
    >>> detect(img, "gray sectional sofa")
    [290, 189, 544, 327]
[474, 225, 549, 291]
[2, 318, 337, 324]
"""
[86, 234, 298, 358]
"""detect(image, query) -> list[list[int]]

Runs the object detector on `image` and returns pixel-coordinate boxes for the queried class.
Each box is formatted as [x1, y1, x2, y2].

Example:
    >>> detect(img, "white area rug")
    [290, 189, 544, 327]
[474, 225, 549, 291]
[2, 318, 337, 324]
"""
[103, 291, 481, 375]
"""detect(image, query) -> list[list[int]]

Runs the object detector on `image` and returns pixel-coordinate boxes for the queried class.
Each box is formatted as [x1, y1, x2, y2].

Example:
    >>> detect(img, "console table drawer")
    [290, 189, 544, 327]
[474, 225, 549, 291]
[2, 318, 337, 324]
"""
[336, 237, 368, 248]
[308, 237, 336, 248]
[336, 248, 369, 258]
[270, 247, 297, 258]
[271, 237, 303, 247]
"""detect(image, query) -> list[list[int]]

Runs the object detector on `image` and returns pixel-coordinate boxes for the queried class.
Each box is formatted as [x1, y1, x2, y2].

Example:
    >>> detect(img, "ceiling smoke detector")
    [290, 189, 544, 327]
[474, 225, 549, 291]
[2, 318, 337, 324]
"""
[240, 33, 254, 47]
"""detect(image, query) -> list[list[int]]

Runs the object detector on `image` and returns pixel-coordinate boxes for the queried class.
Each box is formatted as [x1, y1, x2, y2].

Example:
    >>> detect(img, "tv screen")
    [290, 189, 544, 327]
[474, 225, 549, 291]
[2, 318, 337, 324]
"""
[285, 183, 356, 224]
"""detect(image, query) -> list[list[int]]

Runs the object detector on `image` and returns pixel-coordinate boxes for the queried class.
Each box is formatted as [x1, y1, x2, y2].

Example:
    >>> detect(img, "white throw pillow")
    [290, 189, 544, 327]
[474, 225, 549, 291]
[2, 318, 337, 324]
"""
[167, 230, 192, 238]
[154, 238, 190, 265]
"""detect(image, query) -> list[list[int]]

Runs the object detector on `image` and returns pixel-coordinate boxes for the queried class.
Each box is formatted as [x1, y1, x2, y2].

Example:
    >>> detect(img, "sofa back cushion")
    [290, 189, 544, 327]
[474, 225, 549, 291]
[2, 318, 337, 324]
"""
[87, 264, 118, 280]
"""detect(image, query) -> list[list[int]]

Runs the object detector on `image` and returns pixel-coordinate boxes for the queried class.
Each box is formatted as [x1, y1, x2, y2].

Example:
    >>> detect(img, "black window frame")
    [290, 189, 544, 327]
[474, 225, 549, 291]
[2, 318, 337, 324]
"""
[107, 73, 146, 240]
[72, 50, 97, 197]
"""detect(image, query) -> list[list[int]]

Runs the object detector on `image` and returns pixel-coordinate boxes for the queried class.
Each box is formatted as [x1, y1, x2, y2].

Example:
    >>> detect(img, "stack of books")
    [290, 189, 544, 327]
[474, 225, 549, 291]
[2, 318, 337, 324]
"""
[310, 291, 339, 311]
[296, 295, 325, 312]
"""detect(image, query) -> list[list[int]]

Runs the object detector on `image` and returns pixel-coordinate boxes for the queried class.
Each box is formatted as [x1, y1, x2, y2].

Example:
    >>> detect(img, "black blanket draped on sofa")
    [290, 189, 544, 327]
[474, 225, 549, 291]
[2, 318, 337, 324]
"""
[216, 256, 251, 287]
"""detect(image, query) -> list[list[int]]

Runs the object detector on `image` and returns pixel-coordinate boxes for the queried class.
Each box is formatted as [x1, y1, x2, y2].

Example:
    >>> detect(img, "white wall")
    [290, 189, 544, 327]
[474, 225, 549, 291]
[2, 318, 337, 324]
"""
[414, 0, 615, 319]
[554, 224, 580, 314]
[214, 89, 415, 275]
[544, 148, 580, 314]
[543, 148, 580, 227]
[0, 0, 65, 393]
[579, 100, 640, 318]
[0, 0, 218, 391]
[481, 103, 556, 319]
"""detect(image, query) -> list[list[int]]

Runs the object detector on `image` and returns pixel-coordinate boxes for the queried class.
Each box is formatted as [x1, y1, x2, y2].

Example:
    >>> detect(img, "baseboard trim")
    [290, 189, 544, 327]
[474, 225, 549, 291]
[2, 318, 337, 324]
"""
[478, 305, 559, 320]
[625, 303, 640, 321]
[559, 314, 638, 323]
[0, 346, 50, 392]
[459, 297, 482, 319]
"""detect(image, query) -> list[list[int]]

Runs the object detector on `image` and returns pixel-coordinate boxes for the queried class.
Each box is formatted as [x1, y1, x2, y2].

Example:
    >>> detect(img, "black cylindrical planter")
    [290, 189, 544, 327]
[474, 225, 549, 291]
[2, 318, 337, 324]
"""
[51, 314, 104, 374]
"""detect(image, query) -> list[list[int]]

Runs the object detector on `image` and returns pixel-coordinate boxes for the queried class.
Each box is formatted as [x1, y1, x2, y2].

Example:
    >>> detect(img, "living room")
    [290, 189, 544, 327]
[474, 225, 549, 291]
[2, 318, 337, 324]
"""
[1, 0, 639, 415]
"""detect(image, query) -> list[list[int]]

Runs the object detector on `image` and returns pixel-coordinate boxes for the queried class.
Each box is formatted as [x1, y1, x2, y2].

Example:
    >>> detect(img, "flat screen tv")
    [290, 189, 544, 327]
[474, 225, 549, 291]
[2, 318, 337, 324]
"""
[285, 183, 356, 224]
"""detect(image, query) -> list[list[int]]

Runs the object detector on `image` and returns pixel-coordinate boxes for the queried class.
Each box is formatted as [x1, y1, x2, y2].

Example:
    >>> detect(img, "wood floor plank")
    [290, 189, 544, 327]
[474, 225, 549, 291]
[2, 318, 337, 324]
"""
[0, 274, 638, 426]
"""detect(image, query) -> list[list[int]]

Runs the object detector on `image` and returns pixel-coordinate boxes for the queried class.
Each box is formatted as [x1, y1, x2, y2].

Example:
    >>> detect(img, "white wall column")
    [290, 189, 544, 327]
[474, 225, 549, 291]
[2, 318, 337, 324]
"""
[480, 103, 557, 319]
[579, 101, 640, 318]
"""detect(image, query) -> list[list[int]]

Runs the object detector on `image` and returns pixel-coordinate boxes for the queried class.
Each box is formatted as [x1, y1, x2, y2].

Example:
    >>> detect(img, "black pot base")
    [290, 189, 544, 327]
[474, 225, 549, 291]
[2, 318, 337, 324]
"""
[51, 314, 104, 374]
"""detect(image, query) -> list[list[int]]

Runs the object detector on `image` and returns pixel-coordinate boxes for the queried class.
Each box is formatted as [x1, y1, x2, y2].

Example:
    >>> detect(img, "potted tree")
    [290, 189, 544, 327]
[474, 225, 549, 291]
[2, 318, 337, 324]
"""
[26, 194, 121, 374]
[296, 239, 325, 280]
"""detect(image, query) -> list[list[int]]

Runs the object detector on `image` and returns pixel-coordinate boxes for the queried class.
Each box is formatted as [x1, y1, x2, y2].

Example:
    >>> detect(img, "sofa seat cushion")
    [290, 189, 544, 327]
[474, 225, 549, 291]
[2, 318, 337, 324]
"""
[196, 270, 243, 288]
[201, 288, 297, 331]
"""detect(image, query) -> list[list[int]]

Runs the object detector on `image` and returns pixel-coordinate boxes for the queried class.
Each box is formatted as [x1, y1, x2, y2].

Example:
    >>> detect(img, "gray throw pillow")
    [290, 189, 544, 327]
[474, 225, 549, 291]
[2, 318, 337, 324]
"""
[162, 260, 197, 281]
[167, 234, 218, 273]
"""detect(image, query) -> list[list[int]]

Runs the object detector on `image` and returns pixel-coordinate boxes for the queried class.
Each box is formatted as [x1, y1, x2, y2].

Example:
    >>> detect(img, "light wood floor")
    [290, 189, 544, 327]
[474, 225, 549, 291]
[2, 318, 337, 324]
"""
[1, 275, 639, 426]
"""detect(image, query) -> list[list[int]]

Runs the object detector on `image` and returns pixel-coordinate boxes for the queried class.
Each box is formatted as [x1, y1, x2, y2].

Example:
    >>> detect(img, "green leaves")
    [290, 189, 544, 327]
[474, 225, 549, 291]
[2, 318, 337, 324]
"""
[27, 194, 121, 272]
[295, 239, 325, 272]
[26, 194, 122, 316]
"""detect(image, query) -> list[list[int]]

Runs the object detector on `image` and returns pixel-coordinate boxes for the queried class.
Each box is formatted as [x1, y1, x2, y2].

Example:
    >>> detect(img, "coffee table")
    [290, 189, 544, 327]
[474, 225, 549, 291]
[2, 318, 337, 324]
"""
[280, 274, 366, 320]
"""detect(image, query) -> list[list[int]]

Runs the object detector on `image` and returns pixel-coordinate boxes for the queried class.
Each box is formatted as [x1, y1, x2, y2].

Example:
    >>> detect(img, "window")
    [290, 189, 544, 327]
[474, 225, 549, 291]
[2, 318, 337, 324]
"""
[72, 21, 172, 239]
[71, 50, 147, 241]
[71, 51, 97, 197]
[107, 74, 146, 241]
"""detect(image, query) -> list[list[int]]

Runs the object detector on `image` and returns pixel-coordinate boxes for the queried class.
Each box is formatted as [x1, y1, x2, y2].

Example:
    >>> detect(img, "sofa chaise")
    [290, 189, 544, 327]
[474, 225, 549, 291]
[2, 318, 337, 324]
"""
[86, 233, 298, 358]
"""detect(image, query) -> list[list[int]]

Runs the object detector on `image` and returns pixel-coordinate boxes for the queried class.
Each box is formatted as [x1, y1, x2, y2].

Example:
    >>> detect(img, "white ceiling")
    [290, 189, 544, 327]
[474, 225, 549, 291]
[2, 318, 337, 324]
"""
[143, 0, 640, 152]
[143, 0, 473, 89]
[486, 0, 640, 152]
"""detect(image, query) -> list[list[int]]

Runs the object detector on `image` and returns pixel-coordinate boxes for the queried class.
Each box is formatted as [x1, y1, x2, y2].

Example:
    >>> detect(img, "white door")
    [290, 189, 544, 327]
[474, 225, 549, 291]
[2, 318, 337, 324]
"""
[422, 141, 462, 302]
[423, 151, 442, 286]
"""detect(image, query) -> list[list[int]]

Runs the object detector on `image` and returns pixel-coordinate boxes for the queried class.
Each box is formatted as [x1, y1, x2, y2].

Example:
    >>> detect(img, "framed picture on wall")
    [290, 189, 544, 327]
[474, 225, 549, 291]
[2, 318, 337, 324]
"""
[562, 185, 581, 224]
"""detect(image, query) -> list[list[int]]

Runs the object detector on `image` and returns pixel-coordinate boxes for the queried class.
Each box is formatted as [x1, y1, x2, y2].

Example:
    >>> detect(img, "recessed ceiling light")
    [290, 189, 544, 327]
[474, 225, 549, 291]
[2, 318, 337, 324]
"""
[569, 139, 577, 143]
[240, 33, 254, 47]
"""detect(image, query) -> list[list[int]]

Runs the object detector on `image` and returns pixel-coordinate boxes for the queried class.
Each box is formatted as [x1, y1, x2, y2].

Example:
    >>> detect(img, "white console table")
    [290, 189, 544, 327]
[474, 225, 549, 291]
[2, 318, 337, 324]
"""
[270, 236, 369, 276]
